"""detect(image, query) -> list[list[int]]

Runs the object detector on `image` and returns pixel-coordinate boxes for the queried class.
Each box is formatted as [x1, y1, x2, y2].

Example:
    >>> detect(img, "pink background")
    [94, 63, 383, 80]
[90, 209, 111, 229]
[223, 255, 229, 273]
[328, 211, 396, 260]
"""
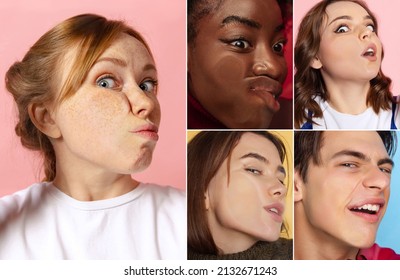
[294, 0, 400, 96]
[0, 0, 186, 196]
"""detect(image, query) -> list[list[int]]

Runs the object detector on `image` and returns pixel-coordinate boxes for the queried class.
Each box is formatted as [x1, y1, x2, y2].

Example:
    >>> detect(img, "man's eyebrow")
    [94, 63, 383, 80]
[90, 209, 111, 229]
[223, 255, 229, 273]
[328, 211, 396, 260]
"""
[331, 149, 394, 167]
[328, 14, 372, 26]
[221, 15, 261, 29]
[240, 152, 286, 176]
[378, 158, 394, 168]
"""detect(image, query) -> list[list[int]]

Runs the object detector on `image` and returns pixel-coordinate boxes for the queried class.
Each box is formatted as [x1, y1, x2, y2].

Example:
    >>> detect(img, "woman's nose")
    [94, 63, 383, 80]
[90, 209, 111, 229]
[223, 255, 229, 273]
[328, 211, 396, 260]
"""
[126, 87, 158, 119]
[252, 44, 287, 81]
[268, 179, 287, 198]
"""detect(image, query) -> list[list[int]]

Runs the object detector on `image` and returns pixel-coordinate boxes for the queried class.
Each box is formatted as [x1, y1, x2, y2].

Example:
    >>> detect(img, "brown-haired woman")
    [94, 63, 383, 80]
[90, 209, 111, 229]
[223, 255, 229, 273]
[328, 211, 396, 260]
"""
[187, 131, 292, 259]
[295, 0, 398, 129]
[0, 14, 185, 259]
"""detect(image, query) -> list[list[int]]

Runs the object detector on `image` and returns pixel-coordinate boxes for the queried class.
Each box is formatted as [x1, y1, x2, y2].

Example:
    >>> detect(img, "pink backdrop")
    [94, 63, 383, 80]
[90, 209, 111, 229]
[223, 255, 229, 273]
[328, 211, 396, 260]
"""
[0, 0, 186, 196]
[293, 0, 400, 97]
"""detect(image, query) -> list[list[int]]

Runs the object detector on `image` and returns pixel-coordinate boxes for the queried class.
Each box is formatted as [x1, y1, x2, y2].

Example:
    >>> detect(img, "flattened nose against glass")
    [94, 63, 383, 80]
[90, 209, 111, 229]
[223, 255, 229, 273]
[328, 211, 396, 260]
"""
[126, 86, 156, 118]
[362, 166, 390, 191]
[252, 43, 286, 80]
[360, 26, 373, 40]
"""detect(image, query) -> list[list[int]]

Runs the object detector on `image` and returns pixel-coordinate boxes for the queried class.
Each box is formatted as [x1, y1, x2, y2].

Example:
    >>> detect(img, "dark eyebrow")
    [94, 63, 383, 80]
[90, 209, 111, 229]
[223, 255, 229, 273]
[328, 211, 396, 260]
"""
[221, 15, 284, 33]
[222, 15, 261, 29]
[378, 158, 395, 168]
[240, 152, 286, 177]
[328, 15, 372, 26]
[331, 150, 394, 167]
[241, 152, 267, 162]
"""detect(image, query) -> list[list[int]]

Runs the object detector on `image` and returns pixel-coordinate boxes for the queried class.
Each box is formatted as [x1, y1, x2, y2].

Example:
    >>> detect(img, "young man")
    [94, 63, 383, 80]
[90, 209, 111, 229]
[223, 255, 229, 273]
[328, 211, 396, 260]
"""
[294, 131, 400, 260]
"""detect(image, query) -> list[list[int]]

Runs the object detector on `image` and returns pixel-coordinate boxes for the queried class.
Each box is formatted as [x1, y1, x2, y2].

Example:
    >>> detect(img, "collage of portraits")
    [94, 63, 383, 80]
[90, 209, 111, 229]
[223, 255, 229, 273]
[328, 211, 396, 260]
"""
[1, 0, 400, 263]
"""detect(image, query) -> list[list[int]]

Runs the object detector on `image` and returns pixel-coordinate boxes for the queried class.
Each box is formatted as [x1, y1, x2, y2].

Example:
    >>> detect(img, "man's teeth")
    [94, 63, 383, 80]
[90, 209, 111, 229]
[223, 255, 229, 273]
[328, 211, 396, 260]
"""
[269, 208, 278, 214]
[356, 204, 380, 212]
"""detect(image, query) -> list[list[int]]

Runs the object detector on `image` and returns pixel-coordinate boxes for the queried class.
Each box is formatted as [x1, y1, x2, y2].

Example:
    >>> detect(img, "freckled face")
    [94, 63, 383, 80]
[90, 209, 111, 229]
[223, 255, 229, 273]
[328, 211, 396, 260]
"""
[188, 0, 287, 128]
[53, 34, 160, 174]
[206, 133, 287, 245]
[316, 2, 382, 82]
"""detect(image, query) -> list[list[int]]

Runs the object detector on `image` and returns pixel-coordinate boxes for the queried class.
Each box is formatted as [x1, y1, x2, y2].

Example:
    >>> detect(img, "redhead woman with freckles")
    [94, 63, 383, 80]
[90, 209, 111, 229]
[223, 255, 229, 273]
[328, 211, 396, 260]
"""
[295, 0, 399, 129]
[0, 14, 185, 259]
[187, 131, 293, 259]
[187, 0, 292, 129]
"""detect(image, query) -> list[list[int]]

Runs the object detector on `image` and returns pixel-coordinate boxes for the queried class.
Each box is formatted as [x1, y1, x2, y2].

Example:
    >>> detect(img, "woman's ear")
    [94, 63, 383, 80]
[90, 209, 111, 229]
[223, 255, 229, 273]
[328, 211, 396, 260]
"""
[294, 169, 305, 202]
[204, 190, 210, 210]
[310, 56, 322, 69]
[28, 103, 61, 139]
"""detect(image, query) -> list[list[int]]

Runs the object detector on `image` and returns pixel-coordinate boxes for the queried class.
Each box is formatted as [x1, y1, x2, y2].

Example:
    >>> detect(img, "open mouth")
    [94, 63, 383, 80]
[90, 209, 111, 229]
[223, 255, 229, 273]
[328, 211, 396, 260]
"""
[268, 207, 280, 214]
[362, 48, 375, 57]
[350, 203, 380, 215]
[264, 203, 284, 223]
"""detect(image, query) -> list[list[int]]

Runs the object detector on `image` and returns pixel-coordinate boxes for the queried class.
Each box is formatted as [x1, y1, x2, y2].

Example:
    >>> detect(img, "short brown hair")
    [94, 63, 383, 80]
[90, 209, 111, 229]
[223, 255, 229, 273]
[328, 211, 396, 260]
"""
[187, 131, 287, 255]
[294, 131, 397, 182]
[5, 14, 153, 181]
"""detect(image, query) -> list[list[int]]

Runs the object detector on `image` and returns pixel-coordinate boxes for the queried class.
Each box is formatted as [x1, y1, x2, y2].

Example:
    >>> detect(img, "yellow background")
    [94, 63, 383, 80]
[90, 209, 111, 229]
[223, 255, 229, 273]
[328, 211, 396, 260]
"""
[187, 130, 293, 239]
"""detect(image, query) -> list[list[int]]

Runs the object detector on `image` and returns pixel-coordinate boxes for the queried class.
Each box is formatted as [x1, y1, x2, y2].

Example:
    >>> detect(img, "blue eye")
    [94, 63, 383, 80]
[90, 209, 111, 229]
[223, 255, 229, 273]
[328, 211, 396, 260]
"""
[335, 25, 350, 33]
[97, 76, 117, 89]
[139, 80, 158, 93]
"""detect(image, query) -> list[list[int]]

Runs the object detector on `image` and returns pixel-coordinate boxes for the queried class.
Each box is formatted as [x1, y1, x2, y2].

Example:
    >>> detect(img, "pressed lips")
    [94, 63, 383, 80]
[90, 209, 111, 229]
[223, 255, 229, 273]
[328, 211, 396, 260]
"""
[347, 197, 385, 223]
[248, 76, 282, 100]
[248, 77, 282, 111]
[130, 124, 159, 141]
[361, 43, 377, 62]
[264, 202, 284, 223]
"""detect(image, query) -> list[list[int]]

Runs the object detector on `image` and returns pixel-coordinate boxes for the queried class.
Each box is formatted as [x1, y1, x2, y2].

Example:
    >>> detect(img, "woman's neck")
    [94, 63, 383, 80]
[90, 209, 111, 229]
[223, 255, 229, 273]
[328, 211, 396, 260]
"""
[53, 173, 138, 201]
[322, 76, 371, 115]
[207, 212, 258, 255]
[52, 159, 139, 201]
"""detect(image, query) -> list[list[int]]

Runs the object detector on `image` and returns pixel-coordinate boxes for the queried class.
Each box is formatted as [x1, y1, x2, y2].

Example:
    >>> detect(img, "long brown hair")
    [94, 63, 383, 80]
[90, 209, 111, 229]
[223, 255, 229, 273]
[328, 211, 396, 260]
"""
[294, 0, 392, 128]
[187, 131, 287, 255]
[5, 14, 153, 181]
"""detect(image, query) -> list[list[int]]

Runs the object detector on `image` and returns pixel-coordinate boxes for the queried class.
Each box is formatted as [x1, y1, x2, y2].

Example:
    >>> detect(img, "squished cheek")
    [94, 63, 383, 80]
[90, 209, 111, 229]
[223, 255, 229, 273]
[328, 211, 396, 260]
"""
[211, 54, 246, 85]
[87, 93, 129, 117]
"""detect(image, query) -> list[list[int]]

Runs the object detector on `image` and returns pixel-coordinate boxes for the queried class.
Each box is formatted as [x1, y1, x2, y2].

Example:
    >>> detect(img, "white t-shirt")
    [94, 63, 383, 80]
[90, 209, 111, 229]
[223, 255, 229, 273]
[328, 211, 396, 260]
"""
[301, 96, 400, 129]
[0, 182, 186, 260]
